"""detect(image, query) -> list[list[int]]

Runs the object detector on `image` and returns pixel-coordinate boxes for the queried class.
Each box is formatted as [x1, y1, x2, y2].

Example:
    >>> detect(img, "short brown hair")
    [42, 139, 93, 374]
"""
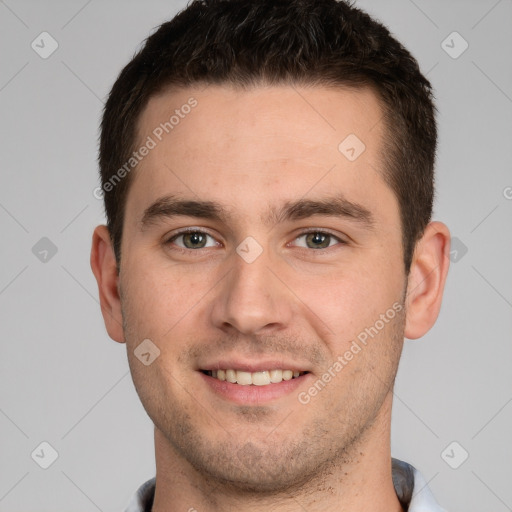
[99, 0, 437, 272]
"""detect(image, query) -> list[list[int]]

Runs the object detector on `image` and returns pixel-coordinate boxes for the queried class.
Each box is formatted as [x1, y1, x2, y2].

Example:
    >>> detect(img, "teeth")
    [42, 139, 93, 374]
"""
[205, 369, 306, 385]
[252, 371, 271, 386]
[269, 369, 283, 383]
[236, 371, 253, 386]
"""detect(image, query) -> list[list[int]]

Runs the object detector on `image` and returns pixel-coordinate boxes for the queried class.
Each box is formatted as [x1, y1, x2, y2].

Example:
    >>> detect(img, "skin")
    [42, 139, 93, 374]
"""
[91, 84, 450, 511]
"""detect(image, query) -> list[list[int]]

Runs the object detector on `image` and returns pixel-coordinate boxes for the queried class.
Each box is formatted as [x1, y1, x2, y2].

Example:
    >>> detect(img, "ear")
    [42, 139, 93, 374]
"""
[90, 225, 125, 343]
[404, 221, 451, 340]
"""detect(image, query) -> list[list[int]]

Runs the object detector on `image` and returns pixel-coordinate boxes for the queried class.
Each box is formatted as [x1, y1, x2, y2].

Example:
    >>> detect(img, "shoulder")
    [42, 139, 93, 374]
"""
[124, 476, 156, 512]
[392, 458, 448, 512]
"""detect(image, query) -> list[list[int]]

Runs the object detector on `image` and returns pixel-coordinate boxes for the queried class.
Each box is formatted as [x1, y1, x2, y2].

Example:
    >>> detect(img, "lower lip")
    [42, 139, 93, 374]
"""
[199, 371, 311, 405]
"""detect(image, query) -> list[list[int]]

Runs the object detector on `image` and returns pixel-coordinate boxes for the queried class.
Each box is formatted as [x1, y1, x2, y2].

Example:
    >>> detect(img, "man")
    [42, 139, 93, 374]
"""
[90, 0, 451, 510]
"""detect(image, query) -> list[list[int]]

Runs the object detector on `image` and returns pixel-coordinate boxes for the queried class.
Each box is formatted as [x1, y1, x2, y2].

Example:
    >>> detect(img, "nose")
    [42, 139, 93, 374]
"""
[210, 244, 292, 336]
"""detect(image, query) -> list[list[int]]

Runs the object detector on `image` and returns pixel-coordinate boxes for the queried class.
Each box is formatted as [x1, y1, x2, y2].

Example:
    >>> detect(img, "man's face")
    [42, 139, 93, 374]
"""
[119, 84, 407, 490]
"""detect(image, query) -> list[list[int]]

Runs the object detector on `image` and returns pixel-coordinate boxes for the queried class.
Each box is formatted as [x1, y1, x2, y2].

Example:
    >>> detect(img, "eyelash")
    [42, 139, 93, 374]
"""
[164, 228, 347, 254]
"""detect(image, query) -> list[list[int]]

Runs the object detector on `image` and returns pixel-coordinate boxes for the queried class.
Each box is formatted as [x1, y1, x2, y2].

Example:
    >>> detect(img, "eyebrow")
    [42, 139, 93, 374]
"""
[140, 194, 375, 230]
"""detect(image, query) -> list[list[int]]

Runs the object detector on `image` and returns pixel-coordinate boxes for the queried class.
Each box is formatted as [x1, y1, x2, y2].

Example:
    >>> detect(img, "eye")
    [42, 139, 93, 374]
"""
[292, 230, 345, 250]
[166, 229, 218, 250]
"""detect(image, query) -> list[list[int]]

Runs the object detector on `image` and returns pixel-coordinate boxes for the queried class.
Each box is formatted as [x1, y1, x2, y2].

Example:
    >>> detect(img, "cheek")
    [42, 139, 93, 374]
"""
[120, 254, 217, 343]
[290, 256, 403, 344]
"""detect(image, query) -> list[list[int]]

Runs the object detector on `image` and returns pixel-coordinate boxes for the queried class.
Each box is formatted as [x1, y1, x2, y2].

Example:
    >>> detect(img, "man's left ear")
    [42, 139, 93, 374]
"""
[404, 221, 451, 340]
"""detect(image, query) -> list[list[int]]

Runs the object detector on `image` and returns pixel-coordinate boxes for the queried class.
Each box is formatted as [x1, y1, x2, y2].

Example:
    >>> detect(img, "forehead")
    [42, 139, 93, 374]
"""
[138, 83, 384, 158]
[126, 83, 395, 228]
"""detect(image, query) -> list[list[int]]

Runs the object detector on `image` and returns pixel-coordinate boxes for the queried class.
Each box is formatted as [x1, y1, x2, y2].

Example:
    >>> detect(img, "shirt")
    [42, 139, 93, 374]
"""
[125, 458, 447, 512]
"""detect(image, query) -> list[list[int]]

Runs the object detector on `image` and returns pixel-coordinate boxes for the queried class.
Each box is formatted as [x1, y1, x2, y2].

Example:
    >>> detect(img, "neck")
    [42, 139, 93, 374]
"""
[152, 394, 403, 512]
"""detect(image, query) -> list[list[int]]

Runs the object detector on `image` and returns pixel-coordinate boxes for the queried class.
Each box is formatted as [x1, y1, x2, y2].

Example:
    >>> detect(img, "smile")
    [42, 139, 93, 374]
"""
[201, 369, 309, 385]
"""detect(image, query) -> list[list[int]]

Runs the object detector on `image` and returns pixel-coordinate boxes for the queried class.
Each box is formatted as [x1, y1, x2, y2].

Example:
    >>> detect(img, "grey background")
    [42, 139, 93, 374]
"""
[0, 0, 511, 510]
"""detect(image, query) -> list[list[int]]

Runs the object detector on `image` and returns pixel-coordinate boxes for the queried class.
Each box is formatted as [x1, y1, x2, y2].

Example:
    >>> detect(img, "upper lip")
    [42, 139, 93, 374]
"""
[199, 359, 311, 373]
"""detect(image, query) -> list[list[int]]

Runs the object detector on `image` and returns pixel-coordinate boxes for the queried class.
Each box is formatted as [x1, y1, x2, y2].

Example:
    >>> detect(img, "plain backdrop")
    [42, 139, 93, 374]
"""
[0, 0, 511, 510]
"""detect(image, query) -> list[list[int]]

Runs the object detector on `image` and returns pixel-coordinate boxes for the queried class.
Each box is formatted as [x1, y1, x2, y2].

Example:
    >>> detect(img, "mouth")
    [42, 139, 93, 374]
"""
[200, 369, 309, 385]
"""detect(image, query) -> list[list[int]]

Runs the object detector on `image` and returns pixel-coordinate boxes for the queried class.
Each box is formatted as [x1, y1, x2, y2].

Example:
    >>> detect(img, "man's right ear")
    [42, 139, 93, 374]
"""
[90, 225, 125, 343]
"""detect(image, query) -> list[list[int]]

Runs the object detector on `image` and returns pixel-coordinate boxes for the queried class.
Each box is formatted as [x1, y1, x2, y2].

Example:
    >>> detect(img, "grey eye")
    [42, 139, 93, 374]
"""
[294, 232, 340, 249]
